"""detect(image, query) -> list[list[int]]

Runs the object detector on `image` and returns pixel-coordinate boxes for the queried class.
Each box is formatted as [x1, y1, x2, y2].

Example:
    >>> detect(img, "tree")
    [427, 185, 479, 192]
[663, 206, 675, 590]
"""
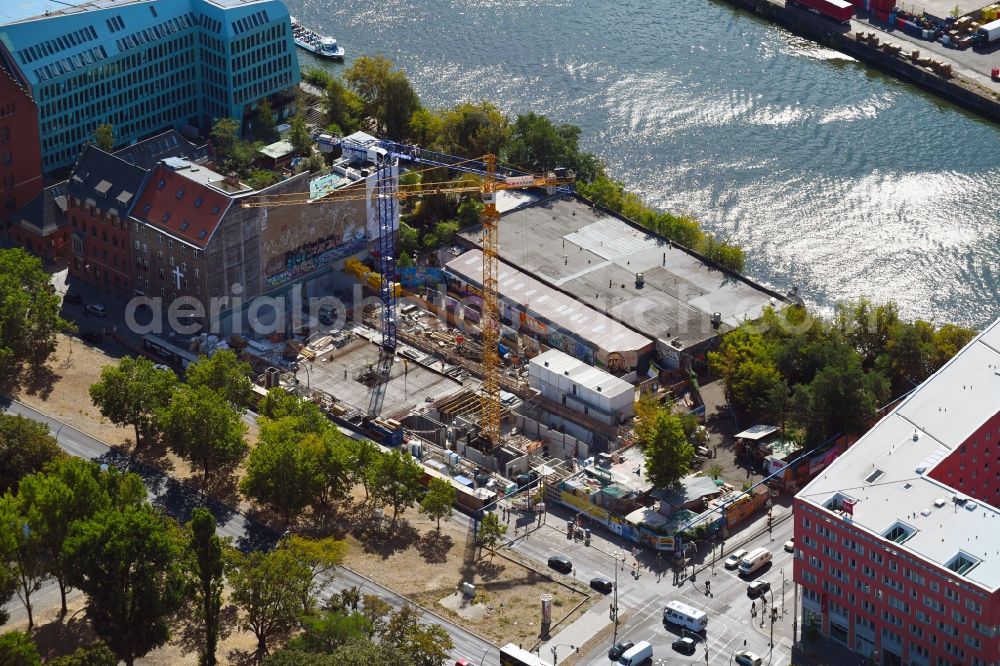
[63, 505, 186, 666]
[0, 493, 49, 629]
[158, 384, 248, 485]
[210, 118, 240, 165]
[433, 220, 459, 244]
[255, 98, 278, 142]
[247, 169, 281, 191]
[281, 535, 348, 614]
[347, 438, 380, 501]
[290, 610, 371, 654]
[380, 603, 453, 665]
[367, 449, 424, 527]
[185, 349, 254, 412]
[359, 593, 392, 639]
[0, 248, 71, 376]
[476, 512, 506, 560]
[48, 643, 117, 666]
[187, 508, 224, 666]
[16, 458, 143, 615]
[264, 649, 339, 666]
[0, 412, 64, 494]
[504, 112, 603, 182]
[323, 76, 364, 134]
[240, 418, 325, 524]
[344, 56, 420, 140]
[94, 123, 114, 152]
[637, 404, 695, 489]
[835, 299, 900, 369]
[289, 112, 313, 156]
[230, 547, 312, 659]
[329, 639, 415, 666]
[397, 251, 415, 268]
[398, 223, 419, 257]
[437, 101, 510, 157]
[419, 477, 455, 532]
[0, 631, 40, 666]
[88, 355, 177, 448]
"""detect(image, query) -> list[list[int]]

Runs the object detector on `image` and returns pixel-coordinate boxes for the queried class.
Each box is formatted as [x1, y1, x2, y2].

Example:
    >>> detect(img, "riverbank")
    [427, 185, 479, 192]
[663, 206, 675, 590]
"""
[719, 0, 1000, 123]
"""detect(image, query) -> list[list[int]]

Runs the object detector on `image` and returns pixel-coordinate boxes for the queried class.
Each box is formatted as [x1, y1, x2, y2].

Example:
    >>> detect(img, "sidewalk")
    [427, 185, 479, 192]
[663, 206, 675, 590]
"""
[539, 602, 612, 664]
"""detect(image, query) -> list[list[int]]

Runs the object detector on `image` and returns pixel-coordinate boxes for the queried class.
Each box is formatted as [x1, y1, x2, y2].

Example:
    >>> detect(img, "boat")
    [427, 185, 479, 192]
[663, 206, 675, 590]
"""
[290, 17, 345, 59]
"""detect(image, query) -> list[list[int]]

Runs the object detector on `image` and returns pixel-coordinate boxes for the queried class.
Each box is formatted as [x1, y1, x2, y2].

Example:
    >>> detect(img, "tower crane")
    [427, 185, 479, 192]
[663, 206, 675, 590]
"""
[243, 151, 574, 447]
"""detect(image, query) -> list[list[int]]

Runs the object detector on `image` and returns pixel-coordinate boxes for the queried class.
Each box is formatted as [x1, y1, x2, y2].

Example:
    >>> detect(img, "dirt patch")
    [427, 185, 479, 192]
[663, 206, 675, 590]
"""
[336, 487, 596, 647]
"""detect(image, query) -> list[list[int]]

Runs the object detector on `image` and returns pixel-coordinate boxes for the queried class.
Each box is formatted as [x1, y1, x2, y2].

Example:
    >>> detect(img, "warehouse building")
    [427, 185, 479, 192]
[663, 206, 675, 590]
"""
[444, 248, 655, 373]
[459, 194, 785, 370]
[794, 317, 1000, 666]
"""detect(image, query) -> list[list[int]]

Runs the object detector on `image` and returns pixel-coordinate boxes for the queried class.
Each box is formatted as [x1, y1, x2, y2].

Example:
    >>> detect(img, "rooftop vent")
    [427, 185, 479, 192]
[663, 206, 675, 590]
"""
[934, 498, 947, 508]
[882, 521, 916, 544]
[945, 551, 981, 576]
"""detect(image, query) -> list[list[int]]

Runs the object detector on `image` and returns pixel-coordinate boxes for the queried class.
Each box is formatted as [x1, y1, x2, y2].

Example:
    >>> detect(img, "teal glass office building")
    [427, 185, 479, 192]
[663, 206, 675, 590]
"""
[0, 0, 301, 173]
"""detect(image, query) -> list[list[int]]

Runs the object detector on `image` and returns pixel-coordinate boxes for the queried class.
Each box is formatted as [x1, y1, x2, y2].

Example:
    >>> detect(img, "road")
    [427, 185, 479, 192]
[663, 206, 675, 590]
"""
[0, 397, 499, 664]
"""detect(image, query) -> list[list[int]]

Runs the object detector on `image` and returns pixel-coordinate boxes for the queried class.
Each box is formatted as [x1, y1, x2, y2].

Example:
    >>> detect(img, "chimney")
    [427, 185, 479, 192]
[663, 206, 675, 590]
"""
[225, 171, 240, 188]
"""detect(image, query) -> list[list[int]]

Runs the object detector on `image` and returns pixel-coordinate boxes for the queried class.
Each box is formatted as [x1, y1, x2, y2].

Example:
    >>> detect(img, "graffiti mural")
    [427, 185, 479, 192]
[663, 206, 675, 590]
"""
[264, 236, 367, 290]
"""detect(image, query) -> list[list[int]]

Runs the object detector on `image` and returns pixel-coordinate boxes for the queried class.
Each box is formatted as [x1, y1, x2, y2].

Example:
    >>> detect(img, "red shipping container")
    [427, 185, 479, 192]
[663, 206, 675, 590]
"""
[794, 0, 854, 22]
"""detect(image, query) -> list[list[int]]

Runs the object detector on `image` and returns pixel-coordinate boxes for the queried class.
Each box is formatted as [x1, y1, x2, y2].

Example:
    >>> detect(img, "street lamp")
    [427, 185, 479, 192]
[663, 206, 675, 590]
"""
[549, 643, 577, 664]
[611, 551, 622, 645]
[55, 416, 82, 439]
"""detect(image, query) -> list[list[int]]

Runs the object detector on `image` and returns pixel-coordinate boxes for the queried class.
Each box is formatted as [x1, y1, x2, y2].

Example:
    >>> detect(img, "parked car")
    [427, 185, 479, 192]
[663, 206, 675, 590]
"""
[153, 363, 173, 373]
[746, 580, 771, 599]
[724, 548, 749, 570]
[589, 576, 613, 594]
[85, 303, 108, 317]
[734, 649, 762, 666]
[547, 554, 572, 574]
[784, 538, 795, 553]
[607, 640, 635, 661]
[671, 636, 697, 655]
[454, 660, 472, 666]
[81, 330, 104, 344]
[64, 293, 83, 305]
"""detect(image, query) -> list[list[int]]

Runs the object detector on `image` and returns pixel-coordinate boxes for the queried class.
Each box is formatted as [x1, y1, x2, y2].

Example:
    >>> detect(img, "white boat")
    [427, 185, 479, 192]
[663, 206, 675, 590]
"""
[290, 17, 345, 59]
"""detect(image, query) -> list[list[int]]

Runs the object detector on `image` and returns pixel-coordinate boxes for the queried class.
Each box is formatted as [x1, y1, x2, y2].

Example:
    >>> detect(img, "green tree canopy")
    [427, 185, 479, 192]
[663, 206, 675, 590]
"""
[0, 248, 71, 377]
[436, 101, 510, 157]
[47, 643, 117, 666]
[88, 355, 177, 447]
[0, 492, 48, 629]
[187, 507, 225, 666]
[636, 399, 695, 489]
[280, 535, 348, 614]
[504, 112, 603, 182]
[210, 118, 240, 164]
[185, 349, 254, 412]
[419, 477, 455, 532]
[230, 547, 313, 659]
[367, 449, 424, 527]
[344, 56, 420, 141]
[289, 610, 372, 654]
[0, 412, 64, 495]
[64, 504, 186, 666]
[475, 512, 506, 560]
[255, 98, 278, 143]
[289, 112, 313, 156]
[158, 384, 248, 485]
[94, 123, 114, 152]
[323, 76, 364, 135]
[240, 417, 326, 524]
[0, 631, 40, 666]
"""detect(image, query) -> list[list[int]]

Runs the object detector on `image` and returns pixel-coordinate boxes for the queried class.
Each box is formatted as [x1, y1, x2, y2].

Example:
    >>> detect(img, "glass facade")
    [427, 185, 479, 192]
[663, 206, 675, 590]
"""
[0, 0, 300, 173]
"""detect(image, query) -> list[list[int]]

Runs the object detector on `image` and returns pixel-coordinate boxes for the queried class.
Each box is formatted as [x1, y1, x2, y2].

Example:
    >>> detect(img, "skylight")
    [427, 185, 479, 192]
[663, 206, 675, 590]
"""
[179, 221, 189, 231]
[211, 206, 220, 215]
[946, 552, 981, 576]
[157, 179, 165, 190]
[194, 196, 203, 208]
[865, 469, 885, 484]
[882, 521, 915, 544]
[162, 212, 171, 222]
[176, 188, 185, 199]
[198, 230, 207, 239]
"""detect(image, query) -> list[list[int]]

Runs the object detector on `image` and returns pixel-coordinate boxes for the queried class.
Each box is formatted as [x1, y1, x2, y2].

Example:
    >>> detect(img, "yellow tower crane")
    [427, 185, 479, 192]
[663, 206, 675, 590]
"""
[242, 156, 574, 447]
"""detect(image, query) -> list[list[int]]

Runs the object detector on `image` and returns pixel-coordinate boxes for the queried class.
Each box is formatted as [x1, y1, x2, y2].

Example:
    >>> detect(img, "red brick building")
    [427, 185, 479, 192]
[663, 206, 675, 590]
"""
[7, 182, 69, 263]
[794, 318, 1000, 666]
[66, 146, 148, 297]
[0, 65, 43, 214]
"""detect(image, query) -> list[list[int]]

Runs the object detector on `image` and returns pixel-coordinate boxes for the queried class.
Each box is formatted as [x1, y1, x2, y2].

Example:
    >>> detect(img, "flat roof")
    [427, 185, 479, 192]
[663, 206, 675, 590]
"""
[529, 349, 635, 400]
[797, 318, 1000, 592]
[445, 249, 652, 356]
[460, 195, 781, 352]
[259, 140, 294, 160]
[1, 0, 105, 25]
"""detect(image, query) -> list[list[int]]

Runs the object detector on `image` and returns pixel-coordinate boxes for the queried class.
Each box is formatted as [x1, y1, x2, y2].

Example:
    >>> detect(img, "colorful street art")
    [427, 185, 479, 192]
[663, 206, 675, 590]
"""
[263, 237, 367, 290]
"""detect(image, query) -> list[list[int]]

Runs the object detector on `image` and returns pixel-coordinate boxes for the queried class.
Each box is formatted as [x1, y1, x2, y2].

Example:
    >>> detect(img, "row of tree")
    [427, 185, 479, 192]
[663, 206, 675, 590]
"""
[0, 446, 360, 665]
[301, 58, 745, 271]
[709, 300, 977, 445]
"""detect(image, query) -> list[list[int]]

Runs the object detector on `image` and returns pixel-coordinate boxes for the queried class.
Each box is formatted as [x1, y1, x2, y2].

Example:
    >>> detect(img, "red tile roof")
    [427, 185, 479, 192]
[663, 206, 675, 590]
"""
[131, 164, 232, 248]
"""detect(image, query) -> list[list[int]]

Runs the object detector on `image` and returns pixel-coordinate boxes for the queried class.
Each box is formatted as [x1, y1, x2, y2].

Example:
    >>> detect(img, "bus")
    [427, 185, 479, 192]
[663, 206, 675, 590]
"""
[142, 334, 200, 369]
[500, 643, 553, 666]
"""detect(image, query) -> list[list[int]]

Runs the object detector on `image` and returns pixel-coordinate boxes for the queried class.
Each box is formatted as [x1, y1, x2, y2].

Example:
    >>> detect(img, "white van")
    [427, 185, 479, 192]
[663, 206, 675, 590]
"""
[739, 547, 772, 575]
[662, 600, 709, 632]
[618, 640, 652, 666]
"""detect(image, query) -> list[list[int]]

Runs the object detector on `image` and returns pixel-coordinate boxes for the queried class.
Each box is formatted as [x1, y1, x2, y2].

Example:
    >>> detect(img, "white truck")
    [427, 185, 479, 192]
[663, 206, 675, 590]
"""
[976, 18, 1000, 45]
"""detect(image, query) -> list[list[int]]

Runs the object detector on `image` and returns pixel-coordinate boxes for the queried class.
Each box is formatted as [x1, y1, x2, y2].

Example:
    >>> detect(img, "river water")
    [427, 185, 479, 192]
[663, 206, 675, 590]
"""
[292, 0, 1000, 328]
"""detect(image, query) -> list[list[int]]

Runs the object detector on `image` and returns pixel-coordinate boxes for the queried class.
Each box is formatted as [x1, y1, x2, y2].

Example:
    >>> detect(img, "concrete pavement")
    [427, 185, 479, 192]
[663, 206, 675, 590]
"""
[0, 397, 499, 664]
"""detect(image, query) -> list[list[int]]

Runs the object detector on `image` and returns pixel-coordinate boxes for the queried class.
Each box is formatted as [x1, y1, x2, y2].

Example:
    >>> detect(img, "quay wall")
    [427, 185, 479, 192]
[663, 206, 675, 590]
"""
[718, 0, 1000, 124]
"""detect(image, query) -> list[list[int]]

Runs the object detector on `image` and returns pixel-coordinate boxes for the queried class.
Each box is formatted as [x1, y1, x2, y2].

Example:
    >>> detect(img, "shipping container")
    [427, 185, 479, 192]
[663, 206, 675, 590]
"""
[976, 18, 1000, 44]
[790, 0, 854, 22]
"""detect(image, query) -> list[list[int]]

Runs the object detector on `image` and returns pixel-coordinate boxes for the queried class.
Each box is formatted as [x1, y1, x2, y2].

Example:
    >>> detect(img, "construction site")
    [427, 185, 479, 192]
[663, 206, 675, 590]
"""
[235, 135, 786, 531]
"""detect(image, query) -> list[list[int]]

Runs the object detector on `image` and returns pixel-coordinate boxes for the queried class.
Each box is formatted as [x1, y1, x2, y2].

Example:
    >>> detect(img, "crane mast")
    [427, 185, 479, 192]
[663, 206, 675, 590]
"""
[480, 155, 501, 447]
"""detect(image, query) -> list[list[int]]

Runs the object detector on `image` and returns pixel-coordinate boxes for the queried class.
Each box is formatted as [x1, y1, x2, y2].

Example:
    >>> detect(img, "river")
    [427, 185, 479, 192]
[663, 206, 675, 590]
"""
[291, 0, 1000, 328]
